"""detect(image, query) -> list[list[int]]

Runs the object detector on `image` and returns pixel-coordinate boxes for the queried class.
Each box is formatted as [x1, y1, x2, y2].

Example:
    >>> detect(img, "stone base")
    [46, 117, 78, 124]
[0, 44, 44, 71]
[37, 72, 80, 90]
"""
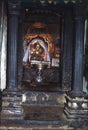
[1, 89, 23, 120]
[1, 90, 88, 129]
[64, 91, 88, 119]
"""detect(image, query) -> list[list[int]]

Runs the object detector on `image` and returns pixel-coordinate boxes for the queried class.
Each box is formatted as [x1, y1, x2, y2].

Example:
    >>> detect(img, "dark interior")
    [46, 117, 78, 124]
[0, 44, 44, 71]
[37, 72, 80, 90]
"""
[19, 5, 63, 92]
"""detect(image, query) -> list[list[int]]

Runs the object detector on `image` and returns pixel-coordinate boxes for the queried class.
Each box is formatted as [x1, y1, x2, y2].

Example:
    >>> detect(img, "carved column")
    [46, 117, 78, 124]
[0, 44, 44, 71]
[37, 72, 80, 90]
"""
[1, 1, 23, 119]
[61, 3, 73, 91]
[64, 3, 88, 119]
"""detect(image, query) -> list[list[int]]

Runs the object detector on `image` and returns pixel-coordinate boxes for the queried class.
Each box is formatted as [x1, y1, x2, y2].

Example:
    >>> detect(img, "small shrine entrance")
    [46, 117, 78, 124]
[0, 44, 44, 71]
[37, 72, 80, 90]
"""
[0, 0, 88, 129]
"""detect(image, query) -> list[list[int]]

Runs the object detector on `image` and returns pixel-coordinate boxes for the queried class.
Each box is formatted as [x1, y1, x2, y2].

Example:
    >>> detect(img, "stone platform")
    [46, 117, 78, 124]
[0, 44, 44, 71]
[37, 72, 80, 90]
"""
[1, 117, 88, 130]
[0, 91, 88, 130]
[0, 104, 88, 130]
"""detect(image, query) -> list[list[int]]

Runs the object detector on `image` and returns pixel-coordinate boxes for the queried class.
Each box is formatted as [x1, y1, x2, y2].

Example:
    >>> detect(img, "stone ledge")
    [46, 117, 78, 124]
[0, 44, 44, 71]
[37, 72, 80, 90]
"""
[1, 118, 88, 130]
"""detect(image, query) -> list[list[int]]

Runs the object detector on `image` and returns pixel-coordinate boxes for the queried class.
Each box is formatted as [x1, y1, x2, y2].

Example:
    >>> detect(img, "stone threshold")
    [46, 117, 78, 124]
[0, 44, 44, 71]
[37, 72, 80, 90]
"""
[0, 118, 88, 130]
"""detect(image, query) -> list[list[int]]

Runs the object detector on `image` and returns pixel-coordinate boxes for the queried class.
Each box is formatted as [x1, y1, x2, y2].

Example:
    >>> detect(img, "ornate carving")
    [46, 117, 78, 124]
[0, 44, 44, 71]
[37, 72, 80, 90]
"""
[64, 92, 88, 119]
[22, 91, 65, 105]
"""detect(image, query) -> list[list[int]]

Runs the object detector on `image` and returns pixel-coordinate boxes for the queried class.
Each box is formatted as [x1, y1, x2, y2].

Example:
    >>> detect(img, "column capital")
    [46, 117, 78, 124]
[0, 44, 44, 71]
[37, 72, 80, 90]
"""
[73, 3, 87, 20]
[8, 0, 21, 15]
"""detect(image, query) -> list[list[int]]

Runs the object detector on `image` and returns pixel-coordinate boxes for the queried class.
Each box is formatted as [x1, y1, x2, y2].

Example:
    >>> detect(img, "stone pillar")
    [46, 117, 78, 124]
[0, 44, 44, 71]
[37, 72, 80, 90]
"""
[7, 1, 20, 90]
[1, 1, 23, 120]
[61, 3, 73, 91]
[64, 3, 88, 119]
[73, 7, 84, 93]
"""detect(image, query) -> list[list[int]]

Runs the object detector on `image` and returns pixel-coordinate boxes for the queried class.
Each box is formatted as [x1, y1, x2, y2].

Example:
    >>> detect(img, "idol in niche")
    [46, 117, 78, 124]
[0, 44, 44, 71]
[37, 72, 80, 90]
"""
[23, 36, 51, 83]
[22, 22, 60, 83]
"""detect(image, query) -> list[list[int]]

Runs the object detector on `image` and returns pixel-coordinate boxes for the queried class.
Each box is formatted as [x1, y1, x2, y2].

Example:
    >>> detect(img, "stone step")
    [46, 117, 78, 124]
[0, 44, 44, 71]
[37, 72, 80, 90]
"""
[0, 127, 75, 130]
[1, 118, 88, 130]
